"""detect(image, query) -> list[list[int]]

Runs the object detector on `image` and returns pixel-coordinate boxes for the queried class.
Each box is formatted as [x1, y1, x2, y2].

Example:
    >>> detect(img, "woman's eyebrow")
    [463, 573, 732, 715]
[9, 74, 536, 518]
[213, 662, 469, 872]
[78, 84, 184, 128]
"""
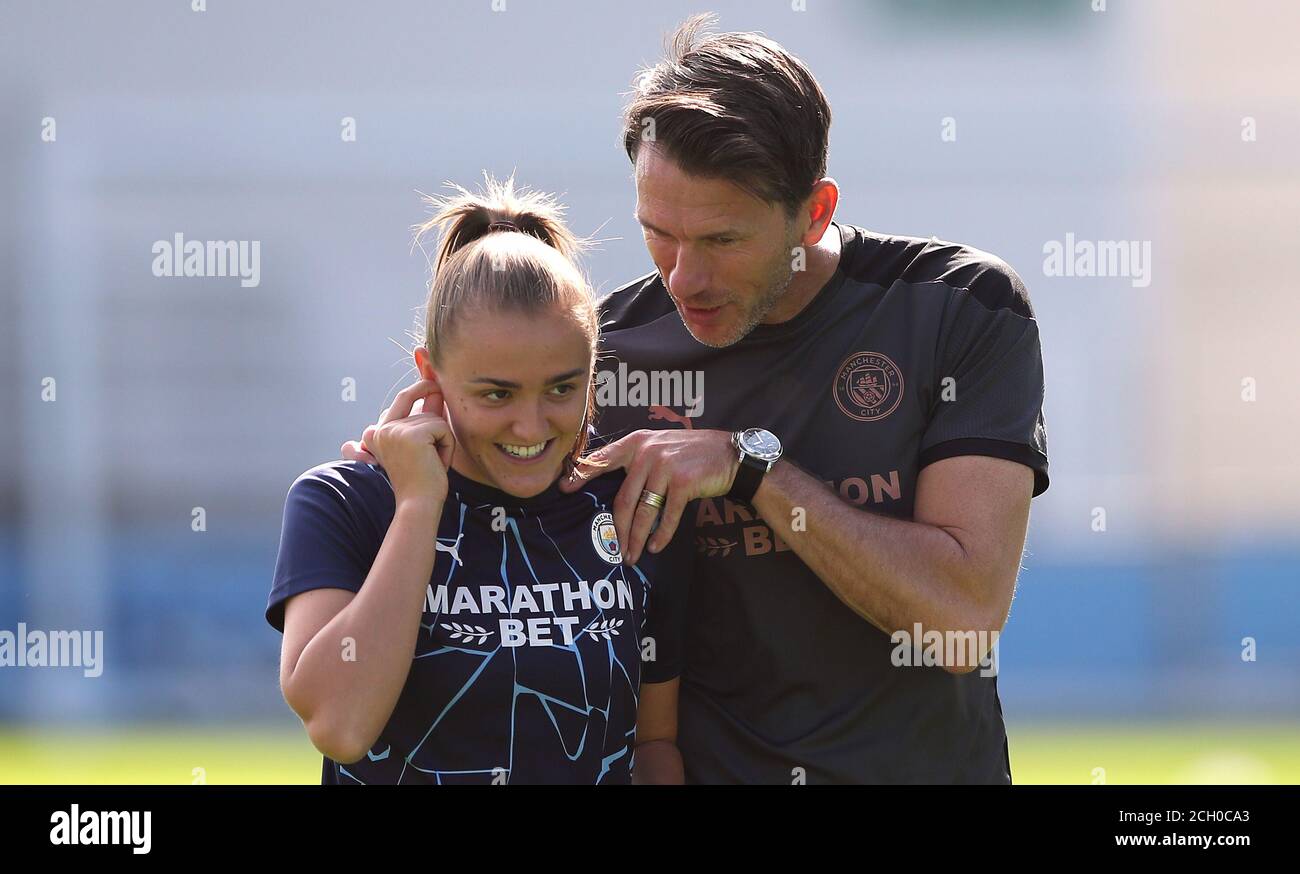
[468, 368, 586, 389]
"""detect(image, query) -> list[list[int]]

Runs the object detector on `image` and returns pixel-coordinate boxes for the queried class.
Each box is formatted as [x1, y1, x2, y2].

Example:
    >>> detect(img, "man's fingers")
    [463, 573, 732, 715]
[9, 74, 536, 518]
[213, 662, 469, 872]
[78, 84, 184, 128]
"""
[559, 434, 638, 492]
[611, 460, 649, 564]
[647, 489, 688, 556]
[559, 457, 602, 492]
[625, 470, 671, 566]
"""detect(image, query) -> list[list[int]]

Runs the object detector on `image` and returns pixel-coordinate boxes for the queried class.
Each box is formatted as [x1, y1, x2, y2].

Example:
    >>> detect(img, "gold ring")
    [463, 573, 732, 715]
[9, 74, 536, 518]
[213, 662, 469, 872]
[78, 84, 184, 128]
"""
[639, 489, 666, 510]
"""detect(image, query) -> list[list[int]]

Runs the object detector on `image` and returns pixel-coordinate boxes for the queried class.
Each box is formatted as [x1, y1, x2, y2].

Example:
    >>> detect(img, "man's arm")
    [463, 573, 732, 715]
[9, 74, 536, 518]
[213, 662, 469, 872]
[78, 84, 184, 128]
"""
[561, 428, 1033, 672]
[750, 452, 1032, 657]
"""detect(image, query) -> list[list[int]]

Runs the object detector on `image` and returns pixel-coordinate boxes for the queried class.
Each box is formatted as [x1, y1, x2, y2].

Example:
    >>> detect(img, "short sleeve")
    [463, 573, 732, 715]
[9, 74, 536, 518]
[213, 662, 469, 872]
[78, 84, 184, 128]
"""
[918, 261, 1050, 496]
[636, 502, 696, 684]
[265, 461, 394, 632]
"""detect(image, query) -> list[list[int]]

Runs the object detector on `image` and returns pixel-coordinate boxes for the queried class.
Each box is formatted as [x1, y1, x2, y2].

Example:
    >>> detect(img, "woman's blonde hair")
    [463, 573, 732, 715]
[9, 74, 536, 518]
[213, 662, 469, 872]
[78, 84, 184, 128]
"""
[412, 173, 599, 478]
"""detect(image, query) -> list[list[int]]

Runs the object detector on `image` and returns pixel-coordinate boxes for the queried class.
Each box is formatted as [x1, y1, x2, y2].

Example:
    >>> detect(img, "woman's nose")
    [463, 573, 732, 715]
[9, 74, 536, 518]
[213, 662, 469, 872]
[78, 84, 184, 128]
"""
[508, 402, 550, 442]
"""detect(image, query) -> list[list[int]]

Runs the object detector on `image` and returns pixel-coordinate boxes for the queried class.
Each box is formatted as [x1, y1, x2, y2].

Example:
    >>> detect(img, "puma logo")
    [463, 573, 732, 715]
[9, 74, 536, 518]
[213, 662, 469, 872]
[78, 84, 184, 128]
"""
[435, 533, 464, 566]
[648, 405, 695, 430]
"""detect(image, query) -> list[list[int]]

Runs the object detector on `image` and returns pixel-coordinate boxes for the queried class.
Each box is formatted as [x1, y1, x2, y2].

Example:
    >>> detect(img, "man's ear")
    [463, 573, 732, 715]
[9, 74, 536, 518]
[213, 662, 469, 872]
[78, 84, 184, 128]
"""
[802, 178, 840, 245]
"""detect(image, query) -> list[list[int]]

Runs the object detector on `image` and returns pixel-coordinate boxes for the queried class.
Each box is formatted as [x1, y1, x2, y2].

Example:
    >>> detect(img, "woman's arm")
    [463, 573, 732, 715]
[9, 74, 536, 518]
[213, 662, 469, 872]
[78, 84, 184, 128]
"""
[279, 497, 441, 763]
[279, 377, 454, 763]
[631, 678, 684, 784]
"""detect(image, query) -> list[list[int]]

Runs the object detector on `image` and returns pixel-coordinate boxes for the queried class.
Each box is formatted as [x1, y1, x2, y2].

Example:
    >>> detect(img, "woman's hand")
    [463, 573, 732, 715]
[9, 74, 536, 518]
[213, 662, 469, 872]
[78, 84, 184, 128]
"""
[356, 378, 455, 508]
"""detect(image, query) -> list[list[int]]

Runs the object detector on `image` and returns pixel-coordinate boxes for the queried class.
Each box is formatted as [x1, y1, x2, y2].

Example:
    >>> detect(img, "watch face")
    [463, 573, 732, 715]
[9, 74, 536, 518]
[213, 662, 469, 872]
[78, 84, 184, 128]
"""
[740, 428, 782, 461]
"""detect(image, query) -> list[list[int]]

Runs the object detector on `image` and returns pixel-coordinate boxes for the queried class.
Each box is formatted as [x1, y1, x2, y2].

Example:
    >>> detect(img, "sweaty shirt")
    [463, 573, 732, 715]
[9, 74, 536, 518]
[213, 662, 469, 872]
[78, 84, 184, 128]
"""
[593, 222, 1049, 784]
[267, 461, 691, 784]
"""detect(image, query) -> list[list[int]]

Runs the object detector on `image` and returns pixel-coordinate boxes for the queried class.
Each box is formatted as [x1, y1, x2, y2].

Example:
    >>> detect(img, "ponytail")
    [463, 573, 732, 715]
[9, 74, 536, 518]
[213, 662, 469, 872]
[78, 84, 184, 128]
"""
[412, 173, 599, 478]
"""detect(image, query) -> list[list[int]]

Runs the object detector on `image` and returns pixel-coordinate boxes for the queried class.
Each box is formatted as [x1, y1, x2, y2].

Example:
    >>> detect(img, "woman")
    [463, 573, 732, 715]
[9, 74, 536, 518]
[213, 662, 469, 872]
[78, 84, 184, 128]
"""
[265, 176, 691, 784]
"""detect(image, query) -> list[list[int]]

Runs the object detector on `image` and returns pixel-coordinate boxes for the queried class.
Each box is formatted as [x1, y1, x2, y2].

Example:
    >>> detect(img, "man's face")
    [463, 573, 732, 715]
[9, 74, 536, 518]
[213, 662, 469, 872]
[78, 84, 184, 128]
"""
[634, 144, 802, 348]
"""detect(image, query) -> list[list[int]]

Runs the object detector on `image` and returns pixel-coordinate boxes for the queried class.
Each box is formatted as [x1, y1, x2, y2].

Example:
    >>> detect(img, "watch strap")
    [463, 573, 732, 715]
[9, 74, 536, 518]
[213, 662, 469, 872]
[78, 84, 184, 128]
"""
[727, 448, 767, 504]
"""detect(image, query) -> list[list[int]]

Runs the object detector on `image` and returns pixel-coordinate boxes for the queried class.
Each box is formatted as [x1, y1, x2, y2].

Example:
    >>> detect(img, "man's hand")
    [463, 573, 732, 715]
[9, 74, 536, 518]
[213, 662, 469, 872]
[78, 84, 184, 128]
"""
[559, 429, 740, 565]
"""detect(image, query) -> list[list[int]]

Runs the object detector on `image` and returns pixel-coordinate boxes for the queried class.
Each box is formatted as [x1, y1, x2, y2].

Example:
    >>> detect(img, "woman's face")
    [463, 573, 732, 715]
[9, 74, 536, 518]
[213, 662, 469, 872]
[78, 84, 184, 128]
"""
[417, 305, 592, 499]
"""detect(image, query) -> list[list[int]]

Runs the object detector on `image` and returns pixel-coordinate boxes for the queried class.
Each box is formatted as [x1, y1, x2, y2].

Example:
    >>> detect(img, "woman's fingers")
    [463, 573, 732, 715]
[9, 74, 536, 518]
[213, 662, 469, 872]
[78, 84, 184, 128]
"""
[344, 378, 446, 466]
[366, 412, 455, 505]
[341, 440, 378, 465]
[370, 414, 450, 459]
[427, 417, 456, 469]
[379, 378, 442, 428]
[361, 424, 380, 455]
[420, 375, 447, 420]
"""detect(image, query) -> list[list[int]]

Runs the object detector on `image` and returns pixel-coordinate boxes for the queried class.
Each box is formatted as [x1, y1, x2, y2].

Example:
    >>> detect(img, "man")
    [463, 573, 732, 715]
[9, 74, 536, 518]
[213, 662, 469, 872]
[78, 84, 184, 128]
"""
[347, 15, 1048, 783]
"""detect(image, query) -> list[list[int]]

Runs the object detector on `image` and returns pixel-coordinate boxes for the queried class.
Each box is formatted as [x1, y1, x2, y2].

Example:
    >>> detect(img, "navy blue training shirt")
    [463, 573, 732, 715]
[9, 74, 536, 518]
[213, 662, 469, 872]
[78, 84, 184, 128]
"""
[267, 460, 692, 785]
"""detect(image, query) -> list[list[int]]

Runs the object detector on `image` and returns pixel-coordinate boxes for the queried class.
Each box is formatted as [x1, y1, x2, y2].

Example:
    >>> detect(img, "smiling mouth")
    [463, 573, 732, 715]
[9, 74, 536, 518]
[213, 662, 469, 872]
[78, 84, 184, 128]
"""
[495, 439, 553, 461]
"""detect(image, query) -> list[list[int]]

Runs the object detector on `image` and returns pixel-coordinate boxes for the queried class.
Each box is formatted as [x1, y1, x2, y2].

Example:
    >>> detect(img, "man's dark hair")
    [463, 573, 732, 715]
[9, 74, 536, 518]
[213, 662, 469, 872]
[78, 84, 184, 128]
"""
[621, 13, 832, 217]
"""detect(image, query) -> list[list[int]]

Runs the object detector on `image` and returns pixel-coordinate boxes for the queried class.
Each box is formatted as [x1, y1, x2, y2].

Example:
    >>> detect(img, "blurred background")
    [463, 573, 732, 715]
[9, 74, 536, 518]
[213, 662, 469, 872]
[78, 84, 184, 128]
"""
[1, 0, 1297, 783]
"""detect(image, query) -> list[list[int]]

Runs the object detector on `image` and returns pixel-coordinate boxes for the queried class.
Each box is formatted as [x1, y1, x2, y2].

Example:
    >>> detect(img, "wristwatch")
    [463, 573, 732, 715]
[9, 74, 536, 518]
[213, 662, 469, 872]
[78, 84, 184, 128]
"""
[726, 428, 783, 504]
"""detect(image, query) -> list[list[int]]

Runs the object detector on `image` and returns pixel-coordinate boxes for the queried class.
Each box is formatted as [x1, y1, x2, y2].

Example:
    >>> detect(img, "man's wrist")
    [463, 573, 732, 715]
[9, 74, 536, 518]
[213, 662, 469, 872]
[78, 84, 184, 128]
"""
[721, 430, 742, 495]
[751, 457, 789, 507]
[726, 428, 782, 504]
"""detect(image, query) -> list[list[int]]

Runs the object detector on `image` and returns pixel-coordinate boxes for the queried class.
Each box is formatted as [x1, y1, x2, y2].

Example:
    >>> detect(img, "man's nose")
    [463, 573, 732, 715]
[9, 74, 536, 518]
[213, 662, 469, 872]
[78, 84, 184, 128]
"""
[666, 246, 710, 300]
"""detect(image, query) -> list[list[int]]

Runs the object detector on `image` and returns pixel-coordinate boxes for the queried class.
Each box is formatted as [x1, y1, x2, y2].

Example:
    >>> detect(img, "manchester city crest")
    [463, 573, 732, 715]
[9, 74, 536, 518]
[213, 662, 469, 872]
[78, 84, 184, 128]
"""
[833, 351, 904, 422]
[590, 512, 622, 564]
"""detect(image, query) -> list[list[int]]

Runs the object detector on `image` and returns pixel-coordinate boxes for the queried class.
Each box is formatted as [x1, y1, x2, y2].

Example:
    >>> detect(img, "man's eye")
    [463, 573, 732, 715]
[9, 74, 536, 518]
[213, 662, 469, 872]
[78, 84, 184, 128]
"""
[483, 390, 509, 402]
[550, 383, 576, 397]
[713, 237, 735, 245]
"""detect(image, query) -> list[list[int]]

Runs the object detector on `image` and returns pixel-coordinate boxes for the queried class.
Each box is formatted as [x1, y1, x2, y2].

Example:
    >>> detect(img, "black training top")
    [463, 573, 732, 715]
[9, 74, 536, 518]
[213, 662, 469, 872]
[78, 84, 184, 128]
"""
[593, 222, 1049, 784]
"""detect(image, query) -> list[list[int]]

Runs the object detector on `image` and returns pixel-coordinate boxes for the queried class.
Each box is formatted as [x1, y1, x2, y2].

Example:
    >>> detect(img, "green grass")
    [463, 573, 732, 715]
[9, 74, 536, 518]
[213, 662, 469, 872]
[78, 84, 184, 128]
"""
[1005, 722, 1300, 785]
[1, 723, 1297, 784]
[0, 726, 320, 785]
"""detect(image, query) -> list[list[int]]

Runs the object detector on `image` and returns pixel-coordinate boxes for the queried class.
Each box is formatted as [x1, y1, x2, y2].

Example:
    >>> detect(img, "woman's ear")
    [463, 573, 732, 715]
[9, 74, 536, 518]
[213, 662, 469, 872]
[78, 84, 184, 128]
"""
[414, 345, 436, 381]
